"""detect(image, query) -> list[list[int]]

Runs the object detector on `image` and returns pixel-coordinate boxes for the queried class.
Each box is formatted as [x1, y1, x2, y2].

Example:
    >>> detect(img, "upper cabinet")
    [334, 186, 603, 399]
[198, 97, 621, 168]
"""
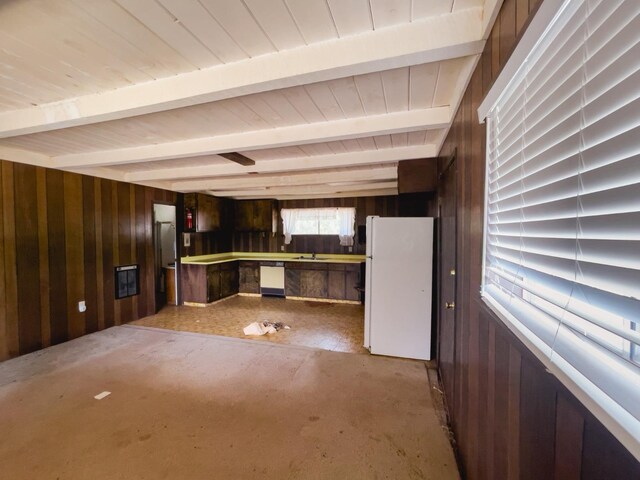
[183, 195, 276, 232]
[234, 199, 277, 232]
[184, 193, 232, 232]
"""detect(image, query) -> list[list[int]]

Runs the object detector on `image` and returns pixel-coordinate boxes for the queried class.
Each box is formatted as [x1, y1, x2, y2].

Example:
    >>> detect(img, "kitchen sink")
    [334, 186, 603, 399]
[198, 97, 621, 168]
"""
[295, 255, 325, 261]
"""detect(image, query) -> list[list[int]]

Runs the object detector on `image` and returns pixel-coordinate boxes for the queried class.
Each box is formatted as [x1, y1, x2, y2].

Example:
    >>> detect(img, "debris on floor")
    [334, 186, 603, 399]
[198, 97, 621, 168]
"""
[94, 391, 111, 400]
[243, 321, 290, 336]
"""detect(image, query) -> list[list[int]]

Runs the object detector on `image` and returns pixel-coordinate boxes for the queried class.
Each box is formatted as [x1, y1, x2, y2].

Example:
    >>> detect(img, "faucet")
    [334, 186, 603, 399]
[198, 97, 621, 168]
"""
[311, 252, 316, 260]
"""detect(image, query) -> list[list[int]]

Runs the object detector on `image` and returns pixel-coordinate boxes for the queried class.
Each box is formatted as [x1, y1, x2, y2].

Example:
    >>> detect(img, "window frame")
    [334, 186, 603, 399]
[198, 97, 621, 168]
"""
[280, 207, 356, 245]
[477, 0, 640, 461]
[285, 208, 344, 236]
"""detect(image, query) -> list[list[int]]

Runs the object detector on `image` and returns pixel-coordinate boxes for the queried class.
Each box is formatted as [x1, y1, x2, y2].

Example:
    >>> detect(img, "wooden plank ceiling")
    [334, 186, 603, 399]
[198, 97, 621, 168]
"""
[0, 0, 501, 199]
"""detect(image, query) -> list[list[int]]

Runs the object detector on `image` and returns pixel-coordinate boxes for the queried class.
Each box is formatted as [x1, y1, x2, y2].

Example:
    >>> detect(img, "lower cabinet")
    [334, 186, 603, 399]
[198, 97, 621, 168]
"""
[181, 264, 207, 304]
[183, 260, 362, 304]
[284, 262, 361, 301]
[220, 262, 239, 298]
[239, 261, 260, 294]
[284, 268, 300, 297]
[181, 261, 238, 304]
[206, 265, 221, 302]
[300, 270, 327, 298]
[344, 265, 361, 302]
[327, 269, 346, 300]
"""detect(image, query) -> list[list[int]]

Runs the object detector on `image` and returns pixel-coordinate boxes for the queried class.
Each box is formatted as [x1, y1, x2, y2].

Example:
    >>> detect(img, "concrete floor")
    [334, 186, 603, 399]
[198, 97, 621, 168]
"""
[0, 326, 459, 479]
[131, 295, 368, 354]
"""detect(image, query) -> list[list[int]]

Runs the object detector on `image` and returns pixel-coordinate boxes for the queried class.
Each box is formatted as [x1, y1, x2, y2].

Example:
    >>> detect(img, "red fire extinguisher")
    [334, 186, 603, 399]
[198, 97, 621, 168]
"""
[186, 208, 193, 230]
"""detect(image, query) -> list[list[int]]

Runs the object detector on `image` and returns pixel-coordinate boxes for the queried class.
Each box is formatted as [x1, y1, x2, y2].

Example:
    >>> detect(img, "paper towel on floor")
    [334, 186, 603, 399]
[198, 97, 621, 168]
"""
[243, 322, 277, 336]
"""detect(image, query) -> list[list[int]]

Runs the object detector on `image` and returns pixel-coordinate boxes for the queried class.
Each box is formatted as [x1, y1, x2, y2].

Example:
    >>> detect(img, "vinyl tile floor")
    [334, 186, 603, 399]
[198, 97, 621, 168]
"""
[130, 295, 368, 354]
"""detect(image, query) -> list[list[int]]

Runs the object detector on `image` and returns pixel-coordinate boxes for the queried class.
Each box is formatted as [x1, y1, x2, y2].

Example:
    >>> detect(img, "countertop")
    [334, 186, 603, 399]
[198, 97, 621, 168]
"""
[181, 252, 366, 265]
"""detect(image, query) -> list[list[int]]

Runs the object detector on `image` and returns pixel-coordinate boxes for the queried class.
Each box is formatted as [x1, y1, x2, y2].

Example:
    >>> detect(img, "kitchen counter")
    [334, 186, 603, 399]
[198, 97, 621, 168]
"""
[181, 252, 366, 265]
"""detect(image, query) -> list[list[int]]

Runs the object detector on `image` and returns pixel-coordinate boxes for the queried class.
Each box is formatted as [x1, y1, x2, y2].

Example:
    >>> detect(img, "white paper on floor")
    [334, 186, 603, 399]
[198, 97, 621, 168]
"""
[243, 322, 275, 336]
[94, 391, 111, 400]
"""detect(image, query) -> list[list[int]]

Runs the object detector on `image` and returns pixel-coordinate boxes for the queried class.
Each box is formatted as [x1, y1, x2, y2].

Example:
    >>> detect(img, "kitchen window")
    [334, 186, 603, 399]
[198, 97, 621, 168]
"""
[281, 207, 356, 246]
[479, 0, 640, 457]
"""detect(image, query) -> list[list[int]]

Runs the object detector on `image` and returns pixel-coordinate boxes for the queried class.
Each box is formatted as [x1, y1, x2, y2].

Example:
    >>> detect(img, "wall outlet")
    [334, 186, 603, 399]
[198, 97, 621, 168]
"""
[348, 246, 353, 252]
[281, 245, 285, 251]
[78, 300, 86, 313]
[184, 233, 191, 247]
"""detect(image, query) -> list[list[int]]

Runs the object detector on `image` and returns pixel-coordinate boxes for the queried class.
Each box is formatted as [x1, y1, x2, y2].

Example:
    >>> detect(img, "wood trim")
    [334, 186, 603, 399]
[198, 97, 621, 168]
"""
[0, 162, 6, 361]
[36, 169, 51, 348]
[95, 178, 105, 331]
[439, 148, 457, 179]
[63, 172, 85, 340]
[14, 163, 42, 354]
[82, 175, 98, 334]
[111, 181, 120, 326]
[101, 179, 115, 329]
[554, 394, 584, 480]
[2, 162, 19, 357]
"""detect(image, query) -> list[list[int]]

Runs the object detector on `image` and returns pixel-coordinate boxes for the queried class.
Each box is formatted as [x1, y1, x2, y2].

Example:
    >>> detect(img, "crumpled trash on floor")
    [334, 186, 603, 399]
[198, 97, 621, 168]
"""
[243, 321, 290, 336]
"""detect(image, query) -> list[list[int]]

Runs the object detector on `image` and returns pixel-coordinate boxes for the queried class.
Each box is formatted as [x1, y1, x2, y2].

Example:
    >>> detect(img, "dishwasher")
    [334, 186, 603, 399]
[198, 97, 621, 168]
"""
[260, 263, 285, 297]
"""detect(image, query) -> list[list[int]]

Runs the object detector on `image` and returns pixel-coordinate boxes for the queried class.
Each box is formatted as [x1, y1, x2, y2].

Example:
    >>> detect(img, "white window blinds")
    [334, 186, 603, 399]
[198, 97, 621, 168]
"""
[482, 0, 640, 456]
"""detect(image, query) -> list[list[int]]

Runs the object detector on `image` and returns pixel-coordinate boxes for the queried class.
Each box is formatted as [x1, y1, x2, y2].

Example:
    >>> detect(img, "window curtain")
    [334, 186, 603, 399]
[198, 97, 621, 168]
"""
[280, 208, 299, 244]
[337, 208, 355, 246]
[281, 207, 356, 246]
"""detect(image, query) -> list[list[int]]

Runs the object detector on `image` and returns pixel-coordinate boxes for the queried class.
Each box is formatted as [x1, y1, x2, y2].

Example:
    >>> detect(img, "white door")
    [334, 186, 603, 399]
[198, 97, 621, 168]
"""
[369, 218, 433, 360]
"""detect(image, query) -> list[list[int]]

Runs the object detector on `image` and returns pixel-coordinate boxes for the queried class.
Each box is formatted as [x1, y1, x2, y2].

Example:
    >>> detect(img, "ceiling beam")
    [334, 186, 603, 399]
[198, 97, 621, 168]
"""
[218, 152, 255, 166]
[53, 108, 449, 168]
[436, 54, 481, 155]
[125, 145, 437, 182]
[482, 0, 505, 39]
[0, 145, 50, 168]
[209, 181, 397, 198]
[0, 7, 483, 138]
[234, 188, 398, 201]
[173, 166, 397, 192]
[62, 166, 131, 183]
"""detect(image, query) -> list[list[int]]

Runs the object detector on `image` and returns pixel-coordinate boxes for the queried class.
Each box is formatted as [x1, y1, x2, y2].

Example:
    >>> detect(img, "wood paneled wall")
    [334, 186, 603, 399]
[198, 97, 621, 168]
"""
[232, 195, 399, 255]
[437, 0, 640, 478]
[179, 230, 232, 258]
[0, 159, 175, 361]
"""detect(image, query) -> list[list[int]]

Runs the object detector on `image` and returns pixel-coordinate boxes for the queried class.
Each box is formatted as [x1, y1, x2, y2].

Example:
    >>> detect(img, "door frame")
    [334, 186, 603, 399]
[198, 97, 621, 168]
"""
[437, 149, 458, 409]
[152, 202, 177, 313]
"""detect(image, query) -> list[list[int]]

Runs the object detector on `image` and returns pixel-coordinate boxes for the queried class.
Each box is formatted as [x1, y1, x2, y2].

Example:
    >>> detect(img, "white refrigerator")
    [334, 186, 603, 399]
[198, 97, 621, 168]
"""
[364, 216, 434, 360]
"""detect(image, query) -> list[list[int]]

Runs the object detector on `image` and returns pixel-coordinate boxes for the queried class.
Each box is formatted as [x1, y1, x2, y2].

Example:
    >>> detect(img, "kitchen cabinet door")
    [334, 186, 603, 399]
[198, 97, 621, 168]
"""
[184, 193, 224, 232]
[327, 270, 346, 299]
[239, 261, 260, 294]
[285, 268, 300, 297]
[345, 265, 361, 301]
[196, 193, 221, 232]
[234, 199, 276, 231]
[252, 199, 274, 231]
[233, 201, 253, 231]
[181, 264, 207, 303]
[220, 262, 239, 298]
[300, 270, 328, 299]
[206, 265, 221, 302]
